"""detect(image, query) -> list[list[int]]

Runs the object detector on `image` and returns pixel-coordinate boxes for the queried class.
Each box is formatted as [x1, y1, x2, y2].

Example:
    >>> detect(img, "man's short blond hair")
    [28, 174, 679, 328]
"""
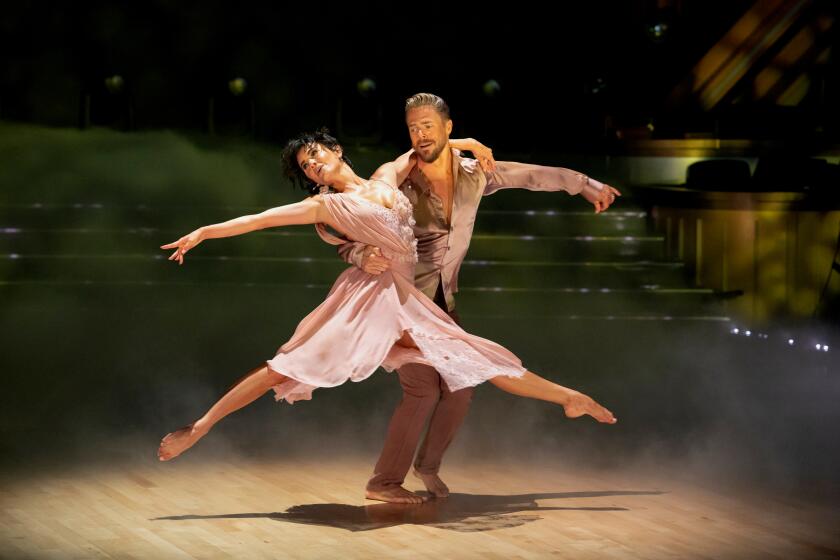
[405, 93, 450, 119]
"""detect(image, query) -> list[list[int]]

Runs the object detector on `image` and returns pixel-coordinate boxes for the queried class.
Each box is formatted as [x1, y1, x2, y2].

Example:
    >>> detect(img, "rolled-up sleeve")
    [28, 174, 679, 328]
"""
[337, 241, 367, 269]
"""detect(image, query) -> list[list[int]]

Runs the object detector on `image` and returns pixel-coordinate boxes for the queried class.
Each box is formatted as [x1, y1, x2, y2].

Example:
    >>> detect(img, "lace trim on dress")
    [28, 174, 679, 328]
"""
[404, 329, 526, 392]
[322, 187, 419, 264]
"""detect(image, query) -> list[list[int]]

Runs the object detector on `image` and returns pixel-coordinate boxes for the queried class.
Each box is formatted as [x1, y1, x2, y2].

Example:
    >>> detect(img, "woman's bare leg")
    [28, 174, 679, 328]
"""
[158, 365, 287, 461]
[490, 371, 617, 424]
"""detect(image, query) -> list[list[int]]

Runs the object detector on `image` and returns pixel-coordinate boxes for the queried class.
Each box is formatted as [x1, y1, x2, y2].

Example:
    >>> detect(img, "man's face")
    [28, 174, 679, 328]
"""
[406, 106, 453, 163]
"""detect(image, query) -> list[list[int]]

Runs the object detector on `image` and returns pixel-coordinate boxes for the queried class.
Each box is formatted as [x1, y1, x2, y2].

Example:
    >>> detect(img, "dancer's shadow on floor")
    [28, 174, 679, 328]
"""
[155, 490, 664, 532]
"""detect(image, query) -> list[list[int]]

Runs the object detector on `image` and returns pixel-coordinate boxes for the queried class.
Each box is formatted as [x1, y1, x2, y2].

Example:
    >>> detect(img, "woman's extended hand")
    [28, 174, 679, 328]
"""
[160, 229, 204, 265]
[450, 138, 496, 172]
[468, 140, 496, 173]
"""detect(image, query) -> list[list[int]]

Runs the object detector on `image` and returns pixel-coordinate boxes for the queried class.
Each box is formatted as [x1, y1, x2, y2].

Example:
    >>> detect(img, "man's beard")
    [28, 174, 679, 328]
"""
[415, 140, 446, 163]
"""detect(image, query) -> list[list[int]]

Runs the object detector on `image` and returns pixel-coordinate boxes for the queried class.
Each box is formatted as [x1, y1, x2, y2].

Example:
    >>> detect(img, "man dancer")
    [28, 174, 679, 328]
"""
[340, 93, 620, 504]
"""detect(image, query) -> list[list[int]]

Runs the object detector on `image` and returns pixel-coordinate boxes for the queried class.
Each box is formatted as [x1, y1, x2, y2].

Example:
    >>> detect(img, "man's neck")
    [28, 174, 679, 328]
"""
[417, 143, 453, 178]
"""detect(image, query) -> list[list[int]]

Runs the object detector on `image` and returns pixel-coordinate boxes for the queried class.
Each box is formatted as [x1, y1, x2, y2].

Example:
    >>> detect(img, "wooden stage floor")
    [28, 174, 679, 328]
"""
[2, 457, 839, 559]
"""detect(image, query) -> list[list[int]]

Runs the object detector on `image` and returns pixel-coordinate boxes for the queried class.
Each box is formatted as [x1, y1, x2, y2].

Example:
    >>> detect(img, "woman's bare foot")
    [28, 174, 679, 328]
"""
[158, 423, 208, 461]
[413, 470, 450, 498]
[365, 486, 427, 504]
[563, 391, 618, 424]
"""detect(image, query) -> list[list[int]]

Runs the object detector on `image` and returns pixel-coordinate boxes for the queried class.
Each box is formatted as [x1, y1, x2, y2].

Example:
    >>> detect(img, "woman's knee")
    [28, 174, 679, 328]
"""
[261, 365, 287, 388]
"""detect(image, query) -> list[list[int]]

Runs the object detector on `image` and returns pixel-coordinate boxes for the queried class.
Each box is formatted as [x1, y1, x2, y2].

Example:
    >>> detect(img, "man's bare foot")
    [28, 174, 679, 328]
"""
[365, 486, 427, 504]
[157, 423, 207, 461]
[563, 391, 618, 424]
[413, 470, 450, 498]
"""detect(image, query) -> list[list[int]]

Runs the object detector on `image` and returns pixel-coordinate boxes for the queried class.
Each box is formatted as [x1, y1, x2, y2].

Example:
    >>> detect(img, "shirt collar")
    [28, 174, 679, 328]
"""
[410, 147, 467, 196]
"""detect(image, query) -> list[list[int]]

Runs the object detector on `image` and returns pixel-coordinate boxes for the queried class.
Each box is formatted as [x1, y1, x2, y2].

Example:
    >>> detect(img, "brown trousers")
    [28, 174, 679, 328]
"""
[367, 284, 475, 490]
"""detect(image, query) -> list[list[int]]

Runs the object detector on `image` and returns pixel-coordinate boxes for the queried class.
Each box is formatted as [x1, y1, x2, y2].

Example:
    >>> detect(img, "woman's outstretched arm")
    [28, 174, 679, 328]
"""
[161, 197, 325, 265]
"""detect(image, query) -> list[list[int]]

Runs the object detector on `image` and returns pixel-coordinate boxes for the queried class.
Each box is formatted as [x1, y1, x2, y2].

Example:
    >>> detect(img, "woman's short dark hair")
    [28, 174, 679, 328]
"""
[281, 128, 353, 195]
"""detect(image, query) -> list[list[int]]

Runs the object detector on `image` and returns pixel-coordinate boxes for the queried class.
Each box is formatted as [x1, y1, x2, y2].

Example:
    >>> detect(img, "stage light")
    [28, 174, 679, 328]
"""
[356, 78, 377, 97]
[228, 77, 247, 96]
[587, 77, 607, 95]
[824, 346, 829, 352]
[745, 330, 751, 336]
[816, 344, 822, 350]
[645, 22, 669, 43]
[788, 339, 795, 345]
[482, 79, 501, 97]
[731, 327, 739, 334]
[104, 75, 124, 94]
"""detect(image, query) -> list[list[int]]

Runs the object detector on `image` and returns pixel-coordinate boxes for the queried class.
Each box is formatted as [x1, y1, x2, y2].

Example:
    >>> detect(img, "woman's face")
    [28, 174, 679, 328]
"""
[296, 142, 343, 185]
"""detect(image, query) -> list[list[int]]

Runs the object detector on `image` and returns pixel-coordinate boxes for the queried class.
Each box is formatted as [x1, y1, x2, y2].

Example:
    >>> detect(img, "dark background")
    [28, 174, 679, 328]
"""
[2, 0, 836, 151]
[1, 0, 839, 511]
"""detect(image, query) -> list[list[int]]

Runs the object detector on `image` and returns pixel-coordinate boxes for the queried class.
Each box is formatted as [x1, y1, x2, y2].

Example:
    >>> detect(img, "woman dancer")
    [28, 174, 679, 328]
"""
[158, 130, 616, 463]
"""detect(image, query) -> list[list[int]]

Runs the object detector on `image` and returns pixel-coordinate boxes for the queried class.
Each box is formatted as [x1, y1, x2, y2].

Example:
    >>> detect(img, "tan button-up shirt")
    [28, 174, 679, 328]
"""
[340, 149, 605, 312]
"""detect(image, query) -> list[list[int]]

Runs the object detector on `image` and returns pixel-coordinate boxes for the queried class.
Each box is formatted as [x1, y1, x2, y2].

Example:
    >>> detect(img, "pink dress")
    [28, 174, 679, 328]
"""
[266, 184, 526, 403]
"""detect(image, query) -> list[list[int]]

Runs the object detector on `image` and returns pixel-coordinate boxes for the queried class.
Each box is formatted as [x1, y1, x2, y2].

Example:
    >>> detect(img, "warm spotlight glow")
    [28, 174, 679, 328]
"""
[228, 77, 247, 96]
[482, 80, 501, 97]
[356, 78, 376, 97]
[104, 75, 124, 94]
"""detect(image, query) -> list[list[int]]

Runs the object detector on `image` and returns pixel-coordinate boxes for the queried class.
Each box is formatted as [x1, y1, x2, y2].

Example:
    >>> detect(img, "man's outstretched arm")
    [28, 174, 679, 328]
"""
[483, 161, 621, 213]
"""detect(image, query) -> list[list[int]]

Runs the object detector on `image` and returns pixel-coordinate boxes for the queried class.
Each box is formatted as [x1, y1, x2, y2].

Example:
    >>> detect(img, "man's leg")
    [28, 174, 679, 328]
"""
[412, 290, 474, 497]
[412, 379, 474, 497]
[366, 363, 441, 504]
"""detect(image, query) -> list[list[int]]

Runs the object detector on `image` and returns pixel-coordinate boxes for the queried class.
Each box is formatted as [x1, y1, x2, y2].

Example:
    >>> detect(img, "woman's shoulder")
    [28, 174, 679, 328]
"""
[370, 178, 397, 190]
[302, 193, 332, 223]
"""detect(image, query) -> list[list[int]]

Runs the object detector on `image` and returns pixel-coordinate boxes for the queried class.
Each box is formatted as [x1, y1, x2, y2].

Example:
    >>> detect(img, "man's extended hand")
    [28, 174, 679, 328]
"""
[362, 246, 391, 275]
[584, 184, 622, 213]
